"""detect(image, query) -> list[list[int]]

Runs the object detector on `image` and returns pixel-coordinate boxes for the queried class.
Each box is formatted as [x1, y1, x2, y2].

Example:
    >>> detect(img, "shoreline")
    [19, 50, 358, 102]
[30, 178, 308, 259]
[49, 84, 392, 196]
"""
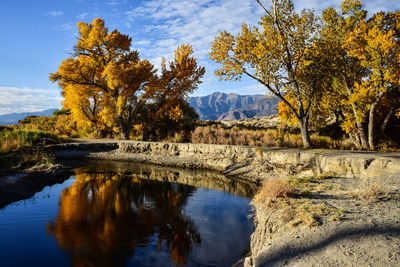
[1, 140, 400, 266]
[0, 164, 73, 208]
[53, 140, 400, 181]
[52, 140, 400, 266]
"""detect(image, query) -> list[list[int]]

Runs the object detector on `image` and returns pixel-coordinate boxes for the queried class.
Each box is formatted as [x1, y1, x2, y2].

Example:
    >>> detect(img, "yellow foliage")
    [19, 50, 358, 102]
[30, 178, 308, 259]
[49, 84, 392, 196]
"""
[46, 169, 201, 266]
[51, 19, 203, 140]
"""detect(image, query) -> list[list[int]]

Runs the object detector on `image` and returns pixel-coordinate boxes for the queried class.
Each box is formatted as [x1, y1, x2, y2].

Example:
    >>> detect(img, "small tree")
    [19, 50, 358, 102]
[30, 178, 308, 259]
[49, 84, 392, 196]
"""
[210, 0, 320, 148]
[141, 44, 205, 140]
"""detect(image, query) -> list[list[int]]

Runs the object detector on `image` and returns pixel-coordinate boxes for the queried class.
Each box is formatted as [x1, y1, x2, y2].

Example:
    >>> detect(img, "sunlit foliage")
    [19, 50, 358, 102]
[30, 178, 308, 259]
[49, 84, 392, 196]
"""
[210, 0, 321, 148]
[211, 0, 400, 150]
[50, 19, 204, 140]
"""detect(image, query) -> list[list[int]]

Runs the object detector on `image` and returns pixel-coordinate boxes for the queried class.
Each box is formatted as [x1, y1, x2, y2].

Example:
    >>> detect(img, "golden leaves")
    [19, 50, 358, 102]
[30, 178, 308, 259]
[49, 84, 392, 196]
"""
[51, 18, 203, 139]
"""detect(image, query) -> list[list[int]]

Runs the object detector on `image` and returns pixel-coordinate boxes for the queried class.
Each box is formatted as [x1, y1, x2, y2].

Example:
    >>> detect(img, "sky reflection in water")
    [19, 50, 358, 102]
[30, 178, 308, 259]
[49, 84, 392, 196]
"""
[0, 161, 255, 267]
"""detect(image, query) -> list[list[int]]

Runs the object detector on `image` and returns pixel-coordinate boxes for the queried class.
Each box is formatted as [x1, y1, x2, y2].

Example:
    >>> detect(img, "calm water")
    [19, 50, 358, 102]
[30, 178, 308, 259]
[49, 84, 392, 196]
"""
[0, 160, 256, 267]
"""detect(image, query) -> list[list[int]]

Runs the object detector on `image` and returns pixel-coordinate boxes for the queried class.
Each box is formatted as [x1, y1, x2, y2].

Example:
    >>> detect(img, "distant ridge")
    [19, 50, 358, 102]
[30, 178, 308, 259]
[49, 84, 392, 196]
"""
[0, 109, 57, 125]
[188, 92, 278, 120]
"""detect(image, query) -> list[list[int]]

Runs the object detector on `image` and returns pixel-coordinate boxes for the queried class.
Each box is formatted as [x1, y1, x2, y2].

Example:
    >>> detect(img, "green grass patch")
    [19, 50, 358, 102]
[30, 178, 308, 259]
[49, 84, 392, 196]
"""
[0, 129, 62, 153]
[0, 129, 61, 174]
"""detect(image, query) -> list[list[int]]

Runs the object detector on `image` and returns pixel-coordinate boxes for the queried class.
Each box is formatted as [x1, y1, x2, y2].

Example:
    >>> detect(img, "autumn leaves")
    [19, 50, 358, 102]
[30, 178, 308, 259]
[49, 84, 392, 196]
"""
[50, 18, 204, 140]
[210, 0, 400, 149]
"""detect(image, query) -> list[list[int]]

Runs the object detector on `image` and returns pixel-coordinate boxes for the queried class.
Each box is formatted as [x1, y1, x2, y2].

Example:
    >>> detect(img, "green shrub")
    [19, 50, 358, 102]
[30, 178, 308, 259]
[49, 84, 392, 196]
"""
[0, 129, 62, 152]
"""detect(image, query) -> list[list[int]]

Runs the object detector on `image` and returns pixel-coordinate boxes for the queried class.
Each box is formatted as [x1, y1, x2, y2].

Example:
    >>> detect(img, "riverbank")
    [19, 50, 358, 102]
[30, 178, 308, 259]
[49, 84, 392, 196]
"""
[53, 139, 400, 182]
[0, 163, 73, 208]
[52, 140, 400, 266]
[2, 140, 400, 266]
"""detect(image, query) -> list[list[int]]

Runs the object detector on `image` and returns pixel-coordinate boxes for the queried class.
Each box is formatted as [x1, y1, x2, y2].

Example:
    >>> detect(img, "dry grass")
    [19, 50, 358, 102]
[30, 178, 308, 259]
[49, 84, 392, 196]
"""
[252, 179, 298, 207]
[0, 129, 60, 173]
[191, 124, 353, 150]
[252, 176, 343, 227]
[346, 184, 389, 204]
[287, 174, 335, 195]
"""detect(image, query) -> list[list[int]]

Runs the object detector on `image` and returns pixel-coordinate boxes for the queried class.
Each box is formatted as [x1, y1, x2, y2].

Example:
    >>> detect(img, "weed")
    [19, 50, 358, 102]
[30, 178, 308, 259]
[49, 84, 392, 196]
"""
[347, 184, 388, 204]
[252, 176, 342, 228]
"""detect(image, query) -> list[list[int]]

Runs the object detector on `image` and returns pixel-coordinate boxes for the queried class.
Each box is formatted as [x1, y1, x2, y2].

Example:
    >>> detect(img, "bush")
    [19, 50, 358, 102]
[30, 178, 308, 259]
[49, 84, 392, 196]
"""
[0, 129, 62, 153]
[190, 124, 353, 149]
[18, 114, 80, 138]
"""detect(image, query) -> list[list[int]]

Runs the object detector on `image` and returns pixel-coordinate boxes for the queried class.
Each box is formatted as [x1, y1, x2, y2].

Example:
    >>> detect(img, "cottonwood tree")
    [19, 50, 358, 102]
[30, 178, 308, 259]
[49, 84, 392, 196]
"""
[210, 0, 321, 148]
[342, 9, 400, 149]
[141, 44, 205, 140]
[50, 19, 204, 140]
[50, 18, 154, 139]
[315, 0, 400, 150]
[273, 0, 400, 150]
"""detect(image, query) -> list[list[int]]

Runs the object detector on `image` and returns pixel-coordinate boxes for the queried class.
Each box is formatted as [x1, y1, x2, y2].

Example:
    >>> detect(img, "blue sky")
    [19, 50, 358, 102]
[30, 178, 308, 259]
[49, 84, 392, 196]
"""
[0, 0, 399, 115]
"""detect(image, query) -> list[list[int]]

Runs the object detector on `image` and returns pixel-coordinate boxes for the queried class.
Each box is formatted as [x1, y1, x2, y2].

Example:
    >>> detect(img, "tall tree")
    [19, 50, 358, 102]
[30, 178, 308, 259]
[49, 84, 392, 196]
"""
[317, 0, 400, 150]
[342, 10, 400, 149]
[210, 0, 320, 148]
[50, 18, 154, 139]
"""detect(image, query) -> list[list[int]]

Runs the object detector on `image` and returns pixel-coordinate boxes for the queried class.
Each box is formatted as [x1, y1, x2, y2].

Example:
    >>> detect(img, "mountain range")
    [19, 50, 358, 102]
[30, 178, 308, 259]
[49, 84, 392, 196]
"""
[0, 109, 57, 125]
[0, 93, 279, 125]
[188, 92, 278, 120]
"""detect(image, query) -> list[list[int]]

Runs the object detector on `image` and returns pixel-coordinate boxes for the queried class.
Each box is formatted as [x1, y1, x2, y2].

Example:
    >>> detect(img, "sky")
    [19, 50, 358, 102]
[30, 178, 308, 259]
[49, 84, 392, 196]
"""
[0, 0, 399, 115]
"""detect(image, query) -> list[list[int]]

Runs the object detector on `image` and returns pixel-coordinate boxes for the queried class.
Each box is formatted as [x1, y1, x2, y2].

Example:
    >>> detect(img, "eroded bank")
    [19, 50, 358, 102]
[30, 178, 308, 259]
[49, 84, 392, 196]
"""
[53, 140, 400, 267]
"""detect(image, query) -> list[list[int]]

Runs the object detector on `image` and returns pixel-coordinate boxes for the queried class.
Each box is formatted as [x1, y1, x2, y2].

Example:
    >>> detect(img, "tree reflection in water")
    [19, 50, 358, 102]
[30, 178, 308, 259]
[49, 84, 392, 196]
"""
[47, 168, 201, 266]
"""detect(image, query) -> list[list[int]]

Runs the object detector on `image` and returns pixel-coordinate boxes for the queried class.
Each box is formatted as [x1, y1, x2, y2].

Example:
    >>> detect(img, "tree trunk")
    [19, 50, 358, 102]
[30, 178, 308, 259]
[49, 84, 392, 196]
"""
[357, 123, 368, 150]
[368, 102, 378, 150]
[298, 117, 312, 148]
[141, 127, 149, 141]
[334, 110, 340, 126]
[342, 77, 368, 150]
[349, 132, 361, 150]
[119, 120, 130, 140]
[93, 128, 102, 139]
[378, 107, 394, 141]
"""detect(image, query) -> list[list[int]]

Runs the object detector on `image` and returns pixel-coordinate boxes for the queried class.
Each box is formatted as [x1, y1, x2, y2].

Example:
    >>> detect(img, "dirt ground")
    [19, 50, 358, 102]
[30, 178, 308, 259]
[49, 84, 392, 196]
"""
[248, 171, 400, 267]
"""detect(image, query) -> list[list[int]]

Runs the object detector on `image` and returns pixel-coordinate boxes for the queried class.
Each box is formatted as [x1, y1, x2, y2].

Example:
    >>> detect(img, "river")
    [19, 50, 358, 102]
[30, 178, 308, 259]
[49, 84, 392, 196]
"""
[0, 160, 257, 267]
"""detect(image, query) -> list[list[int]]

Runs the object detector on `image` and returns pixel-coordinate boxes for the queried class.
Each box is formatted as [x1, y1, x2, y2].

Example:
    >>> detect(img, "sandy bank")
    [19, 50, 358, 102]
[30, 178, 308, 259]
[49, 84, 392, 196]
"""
[54, 140, 400, 182]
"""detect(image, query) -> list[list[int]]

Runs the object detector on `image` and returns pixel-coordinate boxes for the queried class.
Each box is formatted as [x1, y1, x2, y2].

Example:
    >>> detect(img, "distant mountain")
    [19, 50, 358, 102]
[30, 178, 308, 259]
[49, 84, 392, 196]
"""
[188, 92, 278, 120]
[0, 109, 57, 125]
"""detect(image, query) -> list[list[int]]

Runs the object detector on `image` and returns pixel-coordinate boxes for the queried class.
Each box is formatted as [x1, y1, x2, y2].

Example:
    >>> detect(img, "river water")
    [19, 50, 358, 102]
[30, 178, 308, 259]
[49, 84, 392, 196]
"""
[0, 160, 256, 267]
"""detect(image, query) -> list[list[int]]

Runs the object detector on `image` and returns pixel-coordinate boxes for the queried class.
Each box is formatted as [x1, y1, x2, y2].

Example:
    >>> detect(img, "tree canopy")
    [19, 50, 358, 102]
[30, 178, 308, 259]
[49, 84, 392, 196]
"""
[50, 18, 204, 140]
[210, 0, 320, 148]
[211, 0, 400, 150]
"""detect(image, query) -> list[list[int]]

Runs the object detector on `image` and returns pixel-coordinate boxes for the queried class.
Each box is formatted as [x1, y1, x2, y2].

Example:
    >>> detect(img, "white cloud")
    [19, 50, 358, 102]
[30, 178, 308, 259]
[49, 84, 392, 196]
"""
[134, 40, 151, 46]
[0, 86, 62, 115]
[46, 10, 64, 17]
[77, 12, 89, 20]
[364, 0, 400, 15]
[55, 23, 74, 32]
[107, 0, 127, 6]
[125, 0, 263, 95]
[126, 0, 262, 61]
